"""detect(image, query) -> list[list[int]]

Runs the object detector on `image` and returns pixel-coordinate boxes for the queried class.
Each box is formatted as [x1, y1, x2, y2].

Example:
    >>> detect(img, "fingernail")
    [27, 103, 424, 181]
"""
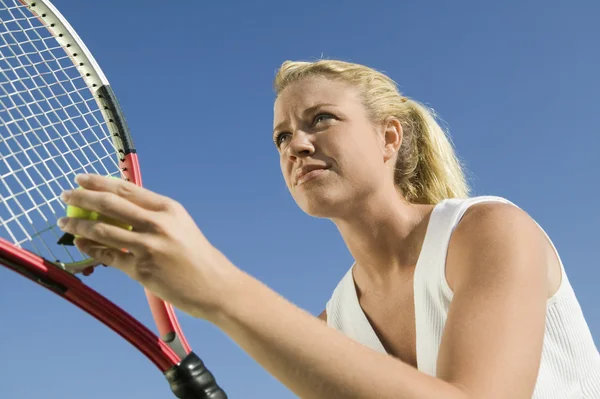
[75, 174, 88, 184]
[57, 217, 67, 228]
[61, 190, 72, 202]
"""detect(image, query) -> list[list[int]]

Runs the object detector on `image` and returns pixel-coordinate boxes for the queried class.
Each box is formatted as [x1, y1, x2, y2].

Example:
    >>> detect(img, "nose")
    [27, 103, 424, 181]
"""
[286, 130, 315, 162]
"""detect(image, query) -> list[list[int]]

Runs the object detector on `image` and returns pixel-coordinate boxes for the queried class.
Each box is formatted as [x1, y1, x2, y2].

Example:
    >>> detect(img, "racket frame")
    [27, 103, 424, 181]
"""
[0, 1, 226, 397]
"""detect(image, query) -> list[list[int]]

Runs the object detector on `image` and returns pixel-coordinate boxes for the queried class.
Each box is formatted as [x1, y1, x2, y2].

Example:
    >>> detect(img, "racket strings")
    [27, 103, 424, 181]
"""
[1, 0, 121, 265]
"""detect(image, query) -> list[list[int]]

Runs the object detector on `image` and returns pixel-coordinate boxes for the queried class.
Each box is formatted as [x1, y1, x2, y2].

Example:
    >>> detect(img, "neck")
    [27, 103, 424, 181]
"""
[331, 187, 434, 284]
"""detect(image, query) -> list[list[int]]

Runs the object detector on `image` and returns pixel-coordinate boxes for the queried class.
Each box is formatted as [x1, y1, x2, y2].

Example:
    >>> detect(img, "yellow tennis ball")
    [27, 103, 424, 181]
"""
[66, 203, 132, 232]
[66, 204, 98, 220]
[65, 182, 132, 232]
[66, 187, 98, 221]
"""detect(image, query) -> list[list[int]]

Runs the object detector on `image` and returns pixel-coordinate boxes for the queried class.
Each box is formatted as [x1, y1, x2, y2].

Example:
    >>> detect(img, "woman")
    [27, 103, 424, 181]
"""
[57, 59, 600, 398]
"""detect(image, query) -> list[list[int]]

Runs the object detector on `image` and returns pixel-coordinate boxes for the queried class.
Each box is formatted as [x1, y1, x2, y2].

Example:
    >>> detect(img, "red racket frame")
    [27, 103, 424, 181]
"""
[0, 152, 190, 372]
[1, 2, 227, 396]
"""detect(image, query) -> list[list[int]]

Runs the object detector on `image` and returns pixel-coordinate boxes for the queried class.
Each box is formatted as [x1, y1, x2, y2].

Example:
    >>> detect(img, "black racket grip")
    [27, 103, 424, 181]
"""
[165, 351, 227, 399]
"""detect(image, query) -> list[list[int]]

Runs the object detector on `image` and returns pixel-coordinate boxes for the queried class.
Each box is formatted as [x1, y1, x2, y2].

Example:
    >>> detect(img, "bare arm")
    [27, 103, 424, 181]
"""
[211, 271, 468, 399]
[207, 202, 549, 399]
[438, 202, 549, 398]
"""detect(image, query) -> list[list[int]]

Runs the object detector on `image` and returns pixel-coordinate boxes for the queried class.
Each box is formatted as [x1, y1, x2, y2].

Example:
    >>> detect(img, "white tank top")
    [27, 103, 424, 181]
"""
[325, 196, 600, 398]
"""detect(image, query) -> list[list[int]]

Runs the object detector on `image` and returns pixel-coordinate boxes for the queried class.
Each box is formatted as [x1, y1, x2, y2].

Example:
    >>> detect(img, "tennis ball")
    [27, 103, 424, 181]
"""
[66, 203, 133, 232]
[65, 182, 132, 232]
[66, 203, 98, 220]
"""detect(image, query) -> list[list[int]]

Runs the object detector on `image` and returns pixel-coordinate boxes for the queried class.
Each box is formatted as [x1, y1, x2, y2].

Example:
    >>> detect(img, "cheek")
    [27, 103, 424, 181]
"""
[280, 156, 293, 187]
[338, 133, 383, 176]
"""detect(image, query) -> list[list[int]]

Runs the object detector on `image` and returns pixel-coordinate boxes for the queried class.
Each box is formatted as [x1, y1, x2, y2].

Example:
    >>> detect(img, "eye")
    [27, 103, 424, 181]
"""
[274, 132, 291, 149]
[313, 113, 335, 125]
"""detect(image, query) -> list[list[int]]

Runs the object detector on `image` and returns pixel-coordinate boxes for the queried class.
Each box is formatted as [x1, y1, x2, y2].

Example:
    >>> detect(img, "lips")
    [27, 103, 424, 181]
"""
[294, 164, 329, 186]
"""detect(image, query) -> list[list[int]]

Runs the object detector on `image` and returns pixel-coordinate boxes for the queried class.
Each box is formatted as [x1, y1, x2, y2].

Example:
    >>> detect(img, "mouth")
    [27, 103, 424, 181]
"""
[294, 165, 330, 186]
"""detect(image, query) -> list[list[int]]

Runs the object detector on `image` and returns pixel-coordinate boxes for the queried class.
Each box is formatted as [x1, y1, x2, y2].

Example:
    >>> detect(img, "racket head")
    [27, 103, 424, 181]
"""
[0, 0, 136, 274]
[0, 0, 193, 354]
[0, 0, 192, 367]
[0, 2, 228, 397]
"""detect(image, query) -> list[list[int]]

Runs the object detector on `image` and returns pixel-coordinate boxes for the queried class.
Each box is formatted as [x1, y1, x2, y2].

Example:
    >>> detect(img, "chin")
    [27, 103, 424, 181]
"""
[292, 185, 349, 219]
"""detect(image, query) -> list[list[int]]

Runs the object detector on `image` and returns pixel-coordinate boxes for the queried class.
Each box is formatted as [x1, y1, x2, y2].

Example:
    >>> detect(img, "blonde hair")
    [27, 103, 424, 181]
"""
[274, 59, 470, 204]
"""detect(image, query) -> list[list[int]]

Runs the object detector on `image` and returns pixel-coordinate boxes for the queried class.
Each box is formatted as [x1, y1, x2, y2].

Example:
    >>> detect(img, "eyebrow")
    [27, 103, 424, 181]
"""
[273, 103, 337, 134]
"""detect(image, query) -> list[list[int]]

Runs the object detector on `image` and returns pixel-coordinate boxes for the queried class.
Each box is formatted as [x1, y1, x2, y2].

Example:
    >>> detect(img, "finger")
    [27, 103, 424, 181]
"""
[58, 216, 144, 254]
[74, 237, 135, 272]
[61, 185, 152, 230]
[74, 174, 171, 212]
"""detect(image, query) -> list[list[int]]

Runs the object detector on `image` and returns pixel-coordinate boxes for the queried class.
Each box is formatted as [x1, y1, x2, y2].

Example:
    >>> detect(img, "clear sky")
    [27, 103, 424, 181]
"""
[1, 0, 598, 398]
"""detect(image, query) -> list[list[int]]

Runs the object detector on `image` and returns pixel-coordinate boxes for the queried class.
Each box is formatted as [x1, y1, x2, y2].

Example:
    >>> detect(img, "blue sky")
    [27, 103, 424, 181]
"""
[1, 0, 598, 398]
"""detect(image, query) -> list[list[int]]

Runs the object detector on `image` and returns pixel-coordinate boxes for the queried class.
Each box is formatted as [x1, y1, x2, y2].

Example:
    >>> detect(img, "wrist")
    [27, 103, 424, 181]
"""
[199, 252, 256, 325]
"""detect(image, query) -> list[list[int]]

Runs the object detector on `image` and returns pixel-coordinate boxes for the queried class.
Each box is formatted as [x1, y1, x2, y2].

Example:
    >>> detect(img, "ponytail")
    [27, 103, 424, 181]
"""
[395, 99, 470, 204]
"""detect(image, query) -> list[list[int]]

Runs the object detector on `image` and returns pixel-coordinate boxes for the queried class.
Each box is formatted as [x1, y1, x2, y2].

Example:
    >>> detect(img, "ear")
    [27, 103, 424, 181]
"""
[381, 117, 403, 163]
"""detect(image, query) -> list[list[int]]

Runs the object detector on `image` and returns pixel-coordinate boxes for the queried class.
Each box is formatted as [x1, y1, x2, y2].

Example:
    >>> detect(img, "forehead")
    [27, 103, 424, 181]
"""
[273, 76, 360, 119]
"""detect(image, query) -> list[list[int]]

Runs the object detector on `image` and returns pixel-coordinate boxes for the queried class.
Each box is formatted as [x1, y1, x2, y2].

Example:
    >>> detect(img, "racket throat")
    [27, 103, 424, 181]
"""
[162, 331, 189, 360]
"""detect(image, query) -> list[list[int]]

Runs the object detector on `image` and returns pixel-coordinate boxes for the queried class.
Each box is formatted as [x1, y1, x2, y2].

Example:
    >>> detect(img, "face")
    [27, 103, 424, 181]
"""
[273, 76, 400, 218]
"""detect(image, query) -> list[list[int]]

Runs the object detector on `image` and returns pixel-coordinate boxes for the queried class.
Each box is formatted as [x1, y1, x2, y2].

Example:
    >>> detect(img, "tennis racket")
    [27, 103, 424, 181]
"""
[0, 1, 227, 397]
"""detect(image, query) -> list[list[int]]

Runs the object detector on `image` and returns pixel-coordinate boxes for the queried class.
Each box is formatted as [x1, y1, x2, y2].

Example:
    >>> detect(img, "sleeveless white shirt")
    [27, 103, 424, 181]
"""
[325, 196, 600, 398]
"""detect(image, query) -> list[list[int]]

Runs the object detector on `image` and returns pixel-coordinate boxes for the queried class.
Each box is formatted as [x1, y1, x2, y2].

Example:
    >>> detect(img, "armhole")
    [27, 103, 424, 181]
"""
[318, 309, 327, 323]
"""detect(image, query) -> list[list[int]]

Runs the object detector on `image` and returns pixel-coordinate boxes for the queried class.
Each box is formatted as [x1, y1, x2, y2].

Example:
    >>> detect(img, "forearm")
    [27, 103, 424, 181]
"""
[209, 269, 468, 399]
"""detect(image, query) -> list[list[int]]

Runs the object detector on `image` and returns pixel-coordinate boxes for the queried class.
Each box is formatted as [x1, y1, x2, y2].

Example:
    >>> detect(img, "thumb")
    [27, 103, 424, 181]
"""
[74, 238, 135, 273]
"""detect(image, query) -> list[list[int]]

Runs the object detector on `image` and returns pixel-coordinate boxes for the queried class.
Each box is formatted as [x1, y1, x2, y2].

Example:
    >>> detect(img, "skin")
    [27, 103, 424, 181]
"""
[57, 76, 562, 398]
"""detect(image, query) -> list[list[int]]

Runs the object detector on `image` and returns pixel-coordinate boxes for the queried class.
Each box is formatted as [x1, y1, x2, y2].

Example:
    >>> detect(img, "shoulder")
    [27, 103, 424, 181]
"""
[445, 199, 555, 294]
[450, 199, 543, 250]
[455, 200, 534, 235]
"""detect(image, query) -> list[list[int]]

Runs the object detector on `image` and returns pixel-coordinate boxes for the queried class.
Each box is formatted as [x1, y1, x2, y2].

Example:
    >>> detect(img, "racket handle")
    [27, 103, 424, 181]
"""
[165, 352, 227, 399]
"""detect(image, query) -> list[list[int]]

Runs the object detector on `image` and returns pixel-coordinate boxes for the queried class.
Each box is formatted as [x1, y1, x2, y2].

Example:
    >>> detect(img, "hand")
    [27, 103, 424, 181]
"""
[57, 174, 237, 320]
